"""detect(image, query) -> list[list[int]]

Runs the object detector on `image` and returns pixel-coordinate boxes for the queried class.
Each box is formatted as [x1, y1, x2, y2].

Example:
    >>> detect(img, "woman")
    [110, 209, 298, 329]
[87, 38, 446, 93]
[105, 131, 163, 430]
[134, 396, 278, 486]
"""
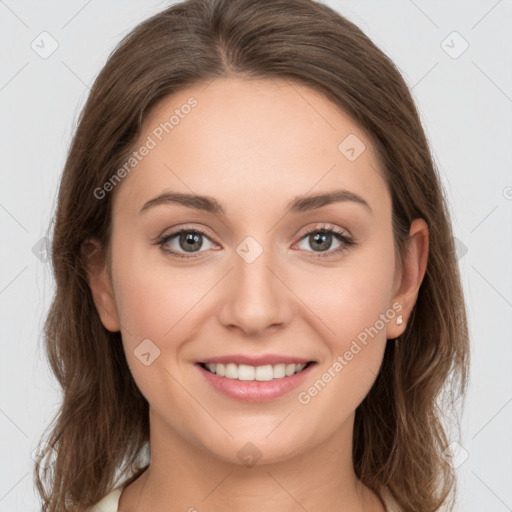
[34, 0, 469, 511]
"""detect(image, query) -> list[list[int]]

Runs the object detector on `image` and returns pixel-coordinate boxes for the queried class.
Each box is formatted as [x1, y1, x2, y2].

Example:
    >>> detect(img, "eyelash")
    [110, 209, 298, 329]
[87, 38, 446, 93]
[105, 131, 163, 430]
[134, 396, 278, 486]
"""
[156, 224, 357, 260]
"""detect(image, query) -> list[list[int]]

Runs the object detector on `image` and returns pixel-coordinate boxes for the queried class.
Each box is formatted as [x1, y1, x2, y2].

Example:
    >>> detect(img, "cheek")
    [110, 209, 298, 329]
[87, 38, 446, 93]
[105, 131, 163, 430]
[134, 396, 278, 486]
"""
[112, 233, 207, 342]
[292, 232, 396, 351]
[110, 238, 225, 400]
[290, 234, 395, 413]
[109, 242, 186, 380]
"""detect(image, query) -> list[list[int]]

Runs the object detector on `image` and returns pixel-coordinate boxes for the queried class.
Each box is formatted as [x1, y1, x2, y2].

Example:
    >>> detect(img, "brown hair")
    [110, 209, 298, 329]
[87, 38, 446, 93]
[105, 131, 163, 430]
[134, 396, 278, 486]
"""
[34, 1, 470, 511]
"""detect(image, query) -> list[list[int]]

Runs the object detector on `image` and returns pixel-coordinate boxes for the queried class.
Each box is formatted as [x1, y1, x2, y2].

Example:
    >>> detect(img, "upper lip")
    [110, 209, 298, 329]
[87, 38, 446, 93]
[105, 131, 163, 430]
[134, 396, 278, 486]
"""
[198, 354, 315, 366]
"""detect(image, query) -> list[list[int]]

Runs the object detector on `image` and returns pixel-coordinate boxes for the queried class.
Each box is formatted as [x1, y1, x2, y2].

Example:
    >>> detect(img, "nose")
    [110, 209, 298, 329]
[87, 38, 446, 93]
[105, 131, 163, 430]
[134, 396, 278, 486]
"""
[217, 243, 293, 337]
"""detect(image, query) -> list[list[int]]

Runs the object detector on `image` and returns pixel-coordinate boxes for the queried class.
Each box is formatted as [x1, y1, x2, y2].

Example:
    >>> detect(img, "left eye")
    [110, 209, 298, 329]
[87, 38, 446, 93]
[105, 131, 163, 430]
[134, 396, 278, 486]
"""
[297, 229, 343, 253]
[294, 226, 354, 257]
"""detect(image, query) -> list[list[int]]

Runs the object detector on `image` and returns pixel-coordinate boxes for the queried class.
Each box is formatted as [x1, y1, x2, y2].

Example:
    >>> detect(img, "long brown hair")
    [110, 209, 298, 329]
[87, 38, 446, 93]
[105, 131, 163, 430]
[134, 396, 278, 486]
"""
[34, 1, 470, 511]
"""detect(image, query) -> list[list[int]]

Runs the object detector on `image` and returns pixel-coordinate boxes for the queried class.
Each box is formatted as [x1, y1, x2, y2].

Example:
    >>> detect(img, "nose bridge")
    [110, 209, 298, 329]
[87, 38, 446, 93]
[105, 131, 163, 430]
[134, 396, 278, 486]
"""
[218, 234, 291, 334]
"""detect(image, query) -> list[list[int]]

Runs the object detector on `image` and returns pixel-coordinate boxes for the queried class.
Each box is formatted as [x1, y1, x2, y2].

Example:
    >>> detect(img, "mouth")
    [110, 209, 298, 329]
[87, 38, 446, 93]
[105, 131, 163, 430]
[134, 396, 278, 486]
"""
[198, 361, 315, 382]
[195, 354, 318, 402]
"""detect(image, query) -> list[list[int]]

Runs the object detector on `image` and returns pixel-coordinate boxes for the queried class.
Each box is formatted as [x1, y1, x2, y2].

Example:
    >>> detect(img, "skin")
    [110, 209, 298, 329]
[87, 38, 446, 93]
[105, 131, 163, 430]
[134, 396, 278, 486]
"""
[85, 77, 428, 512]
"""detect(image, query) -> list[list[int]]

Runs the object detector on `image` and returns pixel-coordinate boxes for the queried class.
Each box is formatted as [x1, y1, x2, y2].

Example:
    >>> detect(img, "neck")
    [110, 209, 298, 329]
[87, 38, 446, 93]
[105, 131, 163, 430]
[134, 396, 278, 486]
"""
[119, 409, 386, 512]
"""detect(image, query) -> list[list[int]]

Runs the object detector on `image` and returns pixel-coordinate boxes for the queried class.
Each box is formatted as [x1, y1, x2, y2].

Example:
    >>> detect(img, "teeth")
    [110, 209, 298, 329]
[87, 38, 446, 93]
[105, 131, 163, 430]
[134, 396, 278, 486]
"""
[203, 362, 308, 380]
[238, 364, 255, 381]
[285, 363, 296, 377]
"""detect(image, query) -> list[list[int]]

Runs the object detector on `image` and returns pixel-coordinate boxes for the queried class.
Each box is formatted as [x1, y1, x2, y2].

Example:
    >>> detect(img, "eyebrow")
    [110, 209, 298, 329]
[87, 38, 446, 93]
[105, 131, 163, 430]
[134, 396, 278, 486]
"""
[139, 189, 373, 216]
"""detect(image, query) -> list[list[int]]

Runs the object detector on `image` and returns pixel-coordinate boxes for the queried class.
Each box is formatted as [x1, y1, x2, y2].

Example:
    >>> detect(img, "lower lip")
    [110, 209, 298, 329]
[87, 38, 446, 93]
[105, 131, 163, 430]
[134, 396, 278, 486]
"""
[197, 363, 316, 402]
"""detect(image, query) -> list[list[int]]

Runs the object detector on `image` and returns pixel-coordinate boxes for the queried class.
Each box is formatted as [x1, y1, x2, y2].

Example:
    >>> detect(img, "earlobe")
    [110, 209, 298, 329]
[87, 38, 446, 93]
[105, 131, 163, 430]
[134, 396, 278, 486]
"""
[387, 218, 429, 340]
[82, 238, 121, 333]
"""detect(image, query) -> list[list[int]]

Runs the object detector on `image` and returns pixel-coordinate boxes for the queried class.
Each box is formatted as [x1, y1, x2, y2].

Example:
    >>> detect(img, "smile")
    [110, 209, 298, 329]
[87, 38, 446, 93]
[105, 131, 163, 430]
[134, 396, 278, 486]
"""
[200, 362, 312, 381]
[196, 359, 316, 402]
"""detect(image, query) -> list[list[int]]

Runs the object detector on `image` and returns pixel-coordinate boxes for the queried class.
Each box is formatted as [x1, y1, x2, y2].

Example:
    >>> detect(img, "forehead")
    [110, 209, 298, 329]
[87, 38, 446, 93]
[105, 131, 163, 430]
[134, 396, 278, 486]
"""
[113, 77, 390, 219]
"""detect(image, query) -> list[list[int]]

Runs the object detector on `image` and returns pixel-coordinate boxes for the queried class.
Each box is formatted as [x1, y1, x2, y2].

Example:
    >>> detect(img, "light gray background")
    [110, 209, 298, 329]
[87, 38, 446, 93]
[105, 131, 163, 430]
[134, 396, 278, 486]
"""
[1, 1, 511, 510]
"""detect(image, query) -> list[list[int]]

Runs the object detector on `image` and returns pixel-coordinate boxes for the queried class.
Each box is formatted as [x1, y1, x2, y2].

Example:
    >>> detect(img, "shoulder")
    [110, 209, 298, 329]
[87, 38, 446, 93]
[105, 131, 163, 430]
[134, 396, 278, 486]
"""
[89, 487, 123, 512]
[378, 487, 452, 512]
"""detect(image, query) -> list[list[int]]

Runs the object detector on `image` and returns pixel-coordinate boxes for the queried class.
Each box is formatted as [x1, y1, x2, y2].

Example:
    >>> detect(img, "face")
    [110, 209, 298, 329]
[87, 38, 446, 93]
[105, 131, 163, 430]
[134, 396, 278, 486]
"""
[89, 77, 414, 466]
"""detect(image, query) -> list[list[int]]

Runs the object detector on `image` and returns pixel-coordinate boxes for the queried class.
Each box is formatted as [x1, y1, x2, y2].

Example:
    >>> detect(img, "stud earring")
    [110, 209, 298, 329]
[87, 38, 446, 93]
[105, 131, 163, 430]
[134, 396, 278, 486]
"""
[396, 314, 403, 325]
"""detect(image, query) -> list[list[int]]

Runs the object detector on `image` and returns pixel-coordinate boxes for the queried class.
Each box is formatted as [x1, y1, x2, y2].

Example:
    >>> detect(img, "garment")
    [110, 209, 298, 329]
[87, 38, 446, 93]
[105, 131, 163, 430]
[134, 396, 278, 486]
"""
[90, 485, 403, 511]
[91, 488, 122, 511]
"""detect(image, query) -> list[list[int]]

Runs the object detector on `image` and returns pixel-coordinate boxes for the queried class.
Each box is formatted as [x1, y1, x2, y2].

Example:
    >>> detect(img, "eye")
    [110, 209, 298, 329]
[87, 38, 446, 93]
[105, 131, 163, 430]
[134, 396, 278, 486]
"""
[156, 224, 356, 261]
[295, 224, 356, 258]
[157, 227, 216, 259]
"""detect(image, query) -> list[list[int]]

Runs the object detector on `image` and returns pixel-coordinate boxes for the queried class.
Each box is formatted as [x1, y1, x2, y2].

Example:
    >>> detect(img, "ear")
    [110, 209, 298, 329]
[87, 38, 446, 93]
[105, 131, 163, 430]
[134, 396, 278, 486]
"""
[82, 238, 120, 332]
[386, 218, 429, 340]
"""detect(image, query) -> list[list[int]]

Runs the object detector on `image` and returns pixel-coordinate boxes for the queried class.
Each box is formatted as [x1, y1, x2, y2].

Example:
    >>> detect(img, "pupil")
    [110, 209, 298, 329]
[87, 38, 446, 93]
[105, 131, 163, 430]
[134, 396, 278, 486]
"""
[311, 232, 331, 252]
[180, 232, 202, 252]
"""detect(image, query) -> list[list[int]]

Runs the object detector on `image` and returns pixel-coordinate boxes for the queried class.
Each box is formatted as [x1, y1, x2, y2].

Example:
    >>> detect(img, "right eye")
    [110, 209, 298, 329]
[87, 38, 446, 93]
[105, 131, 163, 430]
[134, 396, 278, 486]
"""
[157, 227, 217, 259]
